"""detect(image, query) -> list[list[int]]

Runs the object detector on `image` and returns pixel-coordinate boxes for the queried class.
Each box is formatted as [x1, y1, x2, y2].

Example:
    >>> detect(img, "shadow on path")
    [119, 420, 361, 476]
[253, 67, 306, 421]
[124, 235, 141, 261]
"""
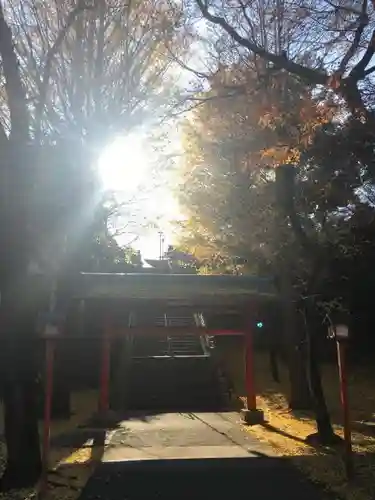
[46, 430, 107, 493]
[78, 456, 331, 500]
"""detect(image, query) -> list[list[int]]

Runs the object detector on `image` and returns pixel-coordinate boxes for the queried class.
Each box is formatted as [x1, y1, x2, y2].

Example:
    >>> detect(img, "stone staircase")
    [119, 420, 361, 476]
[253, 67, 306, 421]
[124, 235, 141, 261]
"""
[125, 332, 225, 411]
[131, 332, 208, 358]
[127, 357, 225, 411]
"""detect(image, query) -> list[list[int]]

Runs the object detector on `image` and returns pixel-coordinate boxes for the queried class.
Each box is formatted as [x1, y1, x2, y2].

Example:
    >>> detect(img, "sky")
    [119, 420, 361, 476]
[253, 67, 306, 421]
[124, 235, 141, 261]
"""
[97, 129, 184, 259]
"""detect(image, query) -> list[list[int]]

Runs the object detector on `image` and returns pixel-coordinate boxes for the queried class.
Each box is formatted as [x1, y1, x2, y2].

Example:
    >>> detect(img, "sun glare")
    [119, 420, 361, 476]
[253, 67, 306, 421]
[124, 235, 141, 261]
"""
[98, 133, 151, 193]
[97, 132, 183, 259]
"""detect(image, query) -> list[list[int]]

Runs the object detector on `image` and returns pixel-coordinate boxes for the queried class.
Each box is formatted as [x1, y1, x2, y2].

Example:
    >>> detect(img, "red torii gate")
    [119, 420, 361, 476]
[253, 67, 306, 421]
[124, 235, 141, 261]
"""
[41, 272, 278, 485]
[97, 322, 258, 418]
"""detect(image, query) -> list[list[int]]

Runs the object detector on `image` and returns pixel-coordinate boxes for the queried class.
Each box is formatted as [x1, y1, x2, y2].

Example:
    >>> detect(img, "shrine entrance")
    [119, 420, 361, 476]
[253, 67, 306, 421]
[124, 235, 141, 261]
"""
[70, 273, 277, 414]
[101, 308, 220, 412]
[40, 272, 278, 476]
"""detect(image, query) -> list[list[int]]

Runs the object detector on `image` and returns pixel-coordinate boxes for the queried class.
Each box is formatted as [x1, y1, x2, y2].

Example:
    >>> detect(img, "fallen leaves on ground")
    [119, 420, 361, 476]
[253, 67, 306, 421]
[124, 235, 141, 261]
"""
[219, 342, 375, 500]
[0, 390, 100, 500]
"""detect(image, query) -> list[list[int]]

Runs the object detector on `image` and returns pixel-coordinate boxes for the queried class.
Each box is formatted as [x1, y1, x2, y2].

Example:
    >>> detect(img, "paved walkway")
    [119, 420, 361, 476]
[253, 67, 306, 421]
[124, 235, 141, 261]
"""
[103, 412, 269, 461]
[78, 411, 329, 500]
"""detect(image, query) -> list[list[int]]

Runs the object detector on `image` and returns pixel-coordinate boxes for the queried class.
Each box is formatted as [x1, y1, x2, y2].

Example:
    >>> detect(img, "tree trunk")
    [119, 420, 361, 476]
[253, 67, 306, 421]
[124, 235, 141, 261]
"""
[0, 283, 43, 491]
[279, 260, 311, 409]
[276, 163, 337, 440]
[2, 379, 41, 490]
[287, 345, 311, 410]
[0, 335, 42, 491]
[275, 166, 311, 410]
[304, 308, 340, 445]
[269, 348, 280, 383]
[301, 259, 340, 445]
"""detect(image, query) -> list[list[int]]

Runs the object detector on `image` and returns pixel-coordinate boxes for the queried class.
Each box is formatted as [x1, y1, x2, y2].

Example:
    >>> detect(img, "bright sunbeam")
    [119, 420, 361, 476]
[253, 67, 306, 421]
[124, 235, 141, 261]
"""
[97, 131, 182, 258]
[98, 133, 152, 193]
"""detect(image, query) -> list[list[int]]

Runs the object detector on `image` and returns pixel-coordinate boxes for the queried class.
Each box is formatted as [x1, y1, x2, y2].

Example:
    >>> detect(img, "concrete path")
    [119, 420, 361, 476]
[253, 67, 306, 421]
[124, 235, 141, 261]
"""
[78, 411, 330, 500]
[103, 411, 269, 461]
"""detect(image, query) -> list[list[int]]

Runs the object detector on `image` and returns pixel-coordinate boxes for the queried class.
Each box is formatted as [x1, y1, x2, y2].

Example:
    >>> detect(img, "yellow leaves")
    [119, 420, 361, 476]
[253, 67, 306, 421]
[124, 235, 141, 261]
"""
[258, 112, 275, 129]
[177, 63, 332, 261]
[261, 145, 291, 164]
[241, 352, 375, 500]
[255, 93, 329, 166]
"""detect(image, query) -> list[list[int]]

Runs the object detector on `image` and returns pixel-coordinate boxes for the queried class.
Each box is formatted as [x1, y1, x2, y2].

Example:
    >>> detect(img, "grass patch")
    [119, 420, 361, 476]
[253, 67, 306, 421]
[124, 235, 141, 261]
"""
[217, 337, 375, 500]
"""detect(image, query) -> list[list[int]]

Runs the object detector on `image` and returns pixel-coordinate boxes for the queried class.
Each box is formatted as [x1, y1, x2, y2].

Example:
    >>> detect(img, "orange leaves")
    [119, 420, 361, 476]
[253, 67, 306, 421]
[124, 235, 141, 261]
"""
[191, 65, 330, 170]
[260, 146, 291, 164]
[249, 78, 330, 166]
[177, 63, 332, 265]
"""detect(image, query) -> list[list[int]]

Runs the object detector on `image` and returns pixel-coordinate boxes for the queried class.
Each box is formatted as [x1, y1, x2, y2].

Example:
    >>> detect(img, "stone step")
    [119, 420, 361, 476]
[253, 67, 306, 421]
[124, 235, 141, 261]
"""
[126, 356, 225, 411]
[131, 333, 207, 358]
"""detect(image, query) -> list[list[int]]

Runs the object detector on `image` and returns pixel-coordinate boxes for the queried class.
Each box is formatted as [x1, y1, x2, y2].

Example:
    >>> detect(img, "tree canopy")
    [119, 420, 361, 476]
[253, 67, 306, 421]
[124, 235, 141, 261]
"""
[177, 65, 327, 272]
[177, 59, 375, 318]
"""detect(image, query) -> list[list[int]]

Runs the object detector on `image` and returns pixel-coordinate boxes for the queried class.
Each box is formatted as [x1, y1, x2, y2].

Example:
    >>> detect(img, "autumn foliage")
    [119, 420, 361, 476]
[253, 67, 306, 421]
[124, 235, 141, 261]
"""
[177, 65, 330, 268]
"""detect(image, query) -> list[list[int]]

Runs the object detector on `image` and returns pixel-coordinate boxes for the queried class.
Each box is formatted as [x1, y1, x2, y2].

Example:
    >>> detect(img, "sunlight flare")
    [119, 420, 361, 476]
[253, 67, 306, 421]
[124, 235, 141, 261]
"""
[97, 132, 182, 258]
[98, 133, 152, 193]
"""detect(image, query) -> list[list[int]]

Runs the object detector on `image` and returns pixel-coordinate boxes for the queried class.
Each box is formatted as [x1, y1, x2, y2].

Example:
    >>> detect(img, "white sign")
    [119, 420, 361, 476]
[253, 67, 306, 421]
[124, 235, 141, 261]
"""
[335, 324, 349, 340]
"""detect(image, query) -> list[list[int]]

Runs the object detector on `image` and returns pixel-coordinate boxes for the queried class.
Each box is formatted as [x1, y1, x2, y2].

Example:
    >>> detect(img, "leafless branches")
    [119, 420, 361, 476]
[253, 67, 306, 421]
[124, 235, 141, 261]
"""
[0, 4, 28, 143]
[4, 0, 187, 144]
[193, 0, 375, 116]
[195, 0, 327, 84]
[35, 0, 95, 141]
[336, 0, 369, 76]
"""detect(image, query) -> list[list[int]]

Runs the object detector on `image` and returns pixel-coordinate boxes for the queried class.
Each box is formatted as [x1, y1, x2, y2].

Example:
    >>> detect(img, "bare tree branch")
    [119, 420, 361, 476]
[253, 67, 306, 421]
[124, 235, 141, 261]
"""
[364, 63, 375, 76]
[195, 0, 327, 86]
[34, 0, 95, 142]
[349, 28, 375, 80]
[165, 45, 212, 79]
[0, 4, 29, 142]
[238, 0, 257, 42]
[323, 0, 364, 17]
[336, 0, 368, 77]
[93, 0, 106, 116]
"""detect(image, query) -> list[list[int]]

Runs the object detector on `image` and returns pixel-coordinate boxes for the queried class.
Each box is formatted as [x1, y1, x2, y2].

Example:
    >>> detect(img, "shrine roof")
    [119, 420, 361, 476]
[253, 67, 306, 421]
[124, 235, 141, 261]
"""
[73, 272, 278, 306]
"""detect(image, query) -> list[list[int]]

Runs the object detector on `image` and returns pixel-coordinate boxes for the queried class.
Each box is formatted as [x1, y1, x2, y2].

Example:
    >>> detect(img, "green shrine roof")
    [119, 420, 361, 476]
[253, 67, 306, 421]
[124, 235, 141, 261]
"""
[73, 272, 278, 305]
